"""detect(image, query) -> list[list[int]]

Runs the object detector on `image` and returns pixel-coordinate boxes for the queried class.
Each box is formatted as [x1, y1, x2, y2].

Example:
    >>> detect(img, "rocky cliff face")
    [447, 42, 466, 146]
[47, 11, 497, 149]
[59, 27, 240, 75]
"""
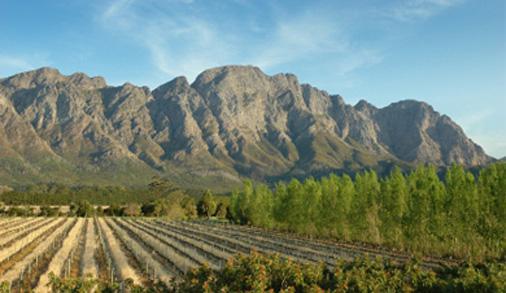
[0, 66, 492, 188]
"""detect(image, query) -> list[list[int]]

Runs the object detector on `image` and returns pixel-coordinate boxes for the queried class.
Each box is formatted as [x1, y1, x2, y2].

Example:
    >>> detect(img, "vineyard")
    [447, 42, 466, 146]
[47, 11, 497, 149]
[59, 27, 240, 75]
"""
[0, 216, 463, 291]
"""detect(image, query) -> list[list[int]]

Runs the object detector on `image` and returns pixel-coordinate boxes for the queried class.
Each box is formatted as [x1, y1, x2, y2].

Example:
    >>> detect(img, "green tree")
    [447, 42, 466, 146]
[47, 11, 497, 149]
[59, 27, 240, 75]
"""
[148, 176, 179, 196]
[477, 163, 506, 257]
[122, 203, 142, 217]
[154, 198, 174, 217]
[142, 198, 185, 219]
[380, 167, 407, 247]
[198, 190, 217, 218]
[70, 200, 94, 217]
[248, 184, 274, 228]
[280, 179, 308, 234]
[301, 178, 322, 235]
[230, 181, 254, 224]
[40, 205, 59, 217]
[272, 182, 288, 225]
[444, 164, 480, 256]
[319, 175, 340, 236]
[181, 197, 198, 219]
[107, 203, 123, 216]
[405, 165, 446, 253]
[350, 170, 381, 244]
[319, 174, 354, 238]
[215, 201, 229, 219]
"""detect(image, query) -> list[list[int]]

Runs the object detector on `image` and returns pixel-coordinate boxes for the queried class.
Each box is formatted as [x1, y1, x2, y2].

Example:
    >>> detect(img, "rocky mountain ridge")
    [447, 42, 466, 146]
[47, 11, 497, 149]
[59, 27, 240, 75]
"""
[0, 66, 492, 188]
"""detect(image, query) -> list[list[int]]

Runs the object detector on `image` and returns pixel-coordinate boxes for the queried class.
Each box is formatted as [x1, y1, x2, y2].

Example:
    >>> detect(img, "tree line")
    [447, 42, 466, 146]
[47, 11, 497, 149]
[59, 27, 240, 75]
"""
[0, 184, 155, 206]
[0, 177, 229, 220]
[229, 163, 506, 260]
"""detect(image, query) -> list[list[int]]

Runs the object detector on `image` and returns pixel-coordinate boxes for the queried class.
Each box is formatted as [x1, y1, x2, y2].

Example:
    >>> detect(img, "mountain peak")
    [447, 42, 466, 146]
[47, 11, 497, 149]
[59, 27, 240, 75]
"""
[1, 67, 64, 89]
[153, 76, 190, 98]
[68, 72, 107, 89]
[0, 66, 493, 187]
[192, 65, 265, 87]
[1, 67, 107, 90]
[354, 99, 377, 114]
[34, 66, 61, 76]
[18, 67, 62, 80]
[387, 99, 432, 110]
[158, 76, 189, 90]
[197, 64, 262, 75]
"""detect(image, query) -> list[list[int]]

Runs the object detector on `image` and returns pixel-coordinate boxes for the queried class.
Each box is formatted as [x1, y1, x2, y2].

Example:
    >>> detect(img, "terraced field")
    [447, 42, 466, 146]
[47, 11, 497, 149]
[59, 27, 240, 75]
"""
[0, 217, 455, 290]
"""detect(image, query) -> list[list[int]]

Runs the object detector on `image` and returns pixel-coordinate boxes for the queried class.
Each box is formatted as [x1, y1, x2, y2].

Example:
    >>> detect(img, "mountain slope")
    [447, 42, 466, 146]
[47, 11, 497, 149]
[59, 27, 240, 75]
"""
[0, 66, 492, 188]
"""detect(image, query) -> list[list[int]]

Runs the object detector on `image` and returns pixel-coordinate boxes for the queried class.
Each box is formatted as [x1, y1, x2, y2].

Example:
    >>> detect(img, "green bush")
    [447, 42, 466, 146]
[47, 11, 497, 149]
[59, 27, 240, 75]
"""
[176, 253, 505, 292]
[8, 253, 503, 292]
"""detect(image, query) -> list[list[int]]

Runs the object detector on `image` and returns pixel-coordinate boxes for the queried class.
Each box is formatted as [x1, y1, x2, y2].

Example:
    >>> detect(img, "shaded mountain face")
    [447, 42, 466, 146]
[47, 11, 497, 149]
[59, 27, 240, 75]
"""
[0, 66, 492, 188]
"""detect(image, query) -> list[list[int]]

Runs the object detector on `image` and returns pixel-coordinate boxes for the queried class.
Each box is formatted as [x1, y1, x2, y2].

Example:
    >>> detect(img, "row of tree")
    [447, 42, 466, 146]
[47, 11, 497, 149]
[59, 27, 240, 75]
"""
[99, 190, 228, 219]
[0, 184, 159, 205]
[230, 163, 506, 260]
[0, 189, 229, 220]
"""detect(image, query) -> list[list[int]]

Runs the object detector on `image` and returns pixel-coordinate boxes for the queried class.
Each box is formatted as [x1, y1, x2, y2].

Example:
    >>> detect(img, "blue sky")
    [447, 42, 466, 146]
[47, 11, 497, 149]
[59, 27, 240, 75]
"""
[1, 0, 505, 157]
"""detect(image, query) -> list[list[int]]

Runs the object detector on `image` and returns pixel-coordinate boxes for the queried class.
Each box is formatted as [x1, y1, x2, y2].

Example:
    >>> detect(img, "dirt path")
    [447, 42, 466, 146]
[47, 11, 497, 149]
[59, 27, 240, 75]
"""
[34, 218, 85, 291]
[81, 218, 98, 278]
[98, 218, 141, 284]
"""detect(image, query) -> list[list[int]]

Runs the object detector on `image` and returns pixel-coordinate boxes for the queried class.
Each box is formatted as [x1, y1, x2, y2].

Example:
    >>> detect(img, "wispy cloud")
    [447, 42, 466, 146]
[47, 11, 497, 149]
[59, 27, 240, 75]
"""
[0, 54, 50, 78]
[455, 109, 506, 158]
[99, 0, 237, 81]
[252, 12, 351, 68]
[469, 133, 506, 159]
[0, 55, 32, 70]
[97, 0, 463, 85]
[102, 0, 134, 22]
[388, 0, 463, 22]
[456, 109, 494, 130]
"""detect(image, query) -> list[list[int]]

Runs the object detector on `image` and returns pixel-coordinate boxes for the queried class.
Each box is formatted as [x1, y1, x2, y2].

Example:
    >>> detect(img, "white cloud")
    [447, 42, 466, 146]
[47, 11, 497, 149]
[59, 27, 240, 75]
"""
[389, 0, 463, 22]
[468, 133, 506, 159]
[0, 54, 50, 78]
[0, 55, 32, 70]
[456, 109, 494, 130]
[455, 109, 506, 158]
[250, 10, 384, 78]
[98, 0, 386, 83]
[251, 14, 347, 69]
[97, 0, 462, 86]
[100, 0, 237, 82]
[102, 0, 134, 21]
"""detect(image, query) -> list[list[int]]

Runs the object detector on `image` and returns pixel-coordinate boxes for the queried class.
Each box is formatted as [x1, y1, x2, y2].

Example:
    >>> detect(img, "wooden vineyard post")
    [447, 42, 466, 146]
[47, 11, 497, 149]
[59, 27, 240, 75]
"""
[67, 257, 71, 278]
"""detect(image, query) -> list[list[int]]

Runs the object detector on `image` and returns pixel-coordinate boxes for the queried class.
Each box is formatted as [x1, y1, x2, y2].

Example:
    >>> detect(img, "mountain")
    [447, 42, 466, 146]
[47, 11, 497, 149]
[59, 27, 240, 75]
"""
[0, 66, 492, 189]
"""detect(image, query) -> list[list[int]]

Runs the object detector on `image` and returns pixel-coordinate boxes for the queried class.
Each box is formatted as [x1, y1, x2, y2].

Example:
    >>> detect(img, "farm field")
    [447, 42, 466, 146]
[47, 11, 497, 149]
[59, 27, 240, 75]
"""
[0, 217, 455, 291]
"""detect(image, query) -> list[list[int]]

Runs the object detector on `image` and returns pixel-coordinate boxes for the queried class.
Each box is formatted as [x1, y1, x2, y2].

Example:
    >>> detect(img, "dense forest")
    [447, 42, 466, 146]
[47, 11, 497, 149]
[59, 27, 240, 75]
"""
[229, 163, 506, 261]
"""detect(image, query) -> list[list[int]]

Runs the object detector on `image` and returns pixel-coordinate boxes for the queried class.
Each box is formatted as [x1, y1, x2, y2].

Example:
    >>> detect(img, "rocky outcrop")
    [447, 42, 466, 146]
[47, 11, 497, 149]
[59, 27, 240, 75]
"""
[0, 66, 492, 188]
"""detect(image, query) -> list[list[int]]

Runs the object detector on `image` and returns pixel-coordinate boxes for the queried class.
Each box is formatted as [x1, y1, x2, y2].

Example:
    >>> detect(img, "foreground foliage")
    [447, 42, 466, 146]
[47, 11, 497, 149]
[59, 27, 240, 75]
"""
[230, 163, 506, 260]
[3, 253, 503, 292]
[178, 253, 505, 292]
